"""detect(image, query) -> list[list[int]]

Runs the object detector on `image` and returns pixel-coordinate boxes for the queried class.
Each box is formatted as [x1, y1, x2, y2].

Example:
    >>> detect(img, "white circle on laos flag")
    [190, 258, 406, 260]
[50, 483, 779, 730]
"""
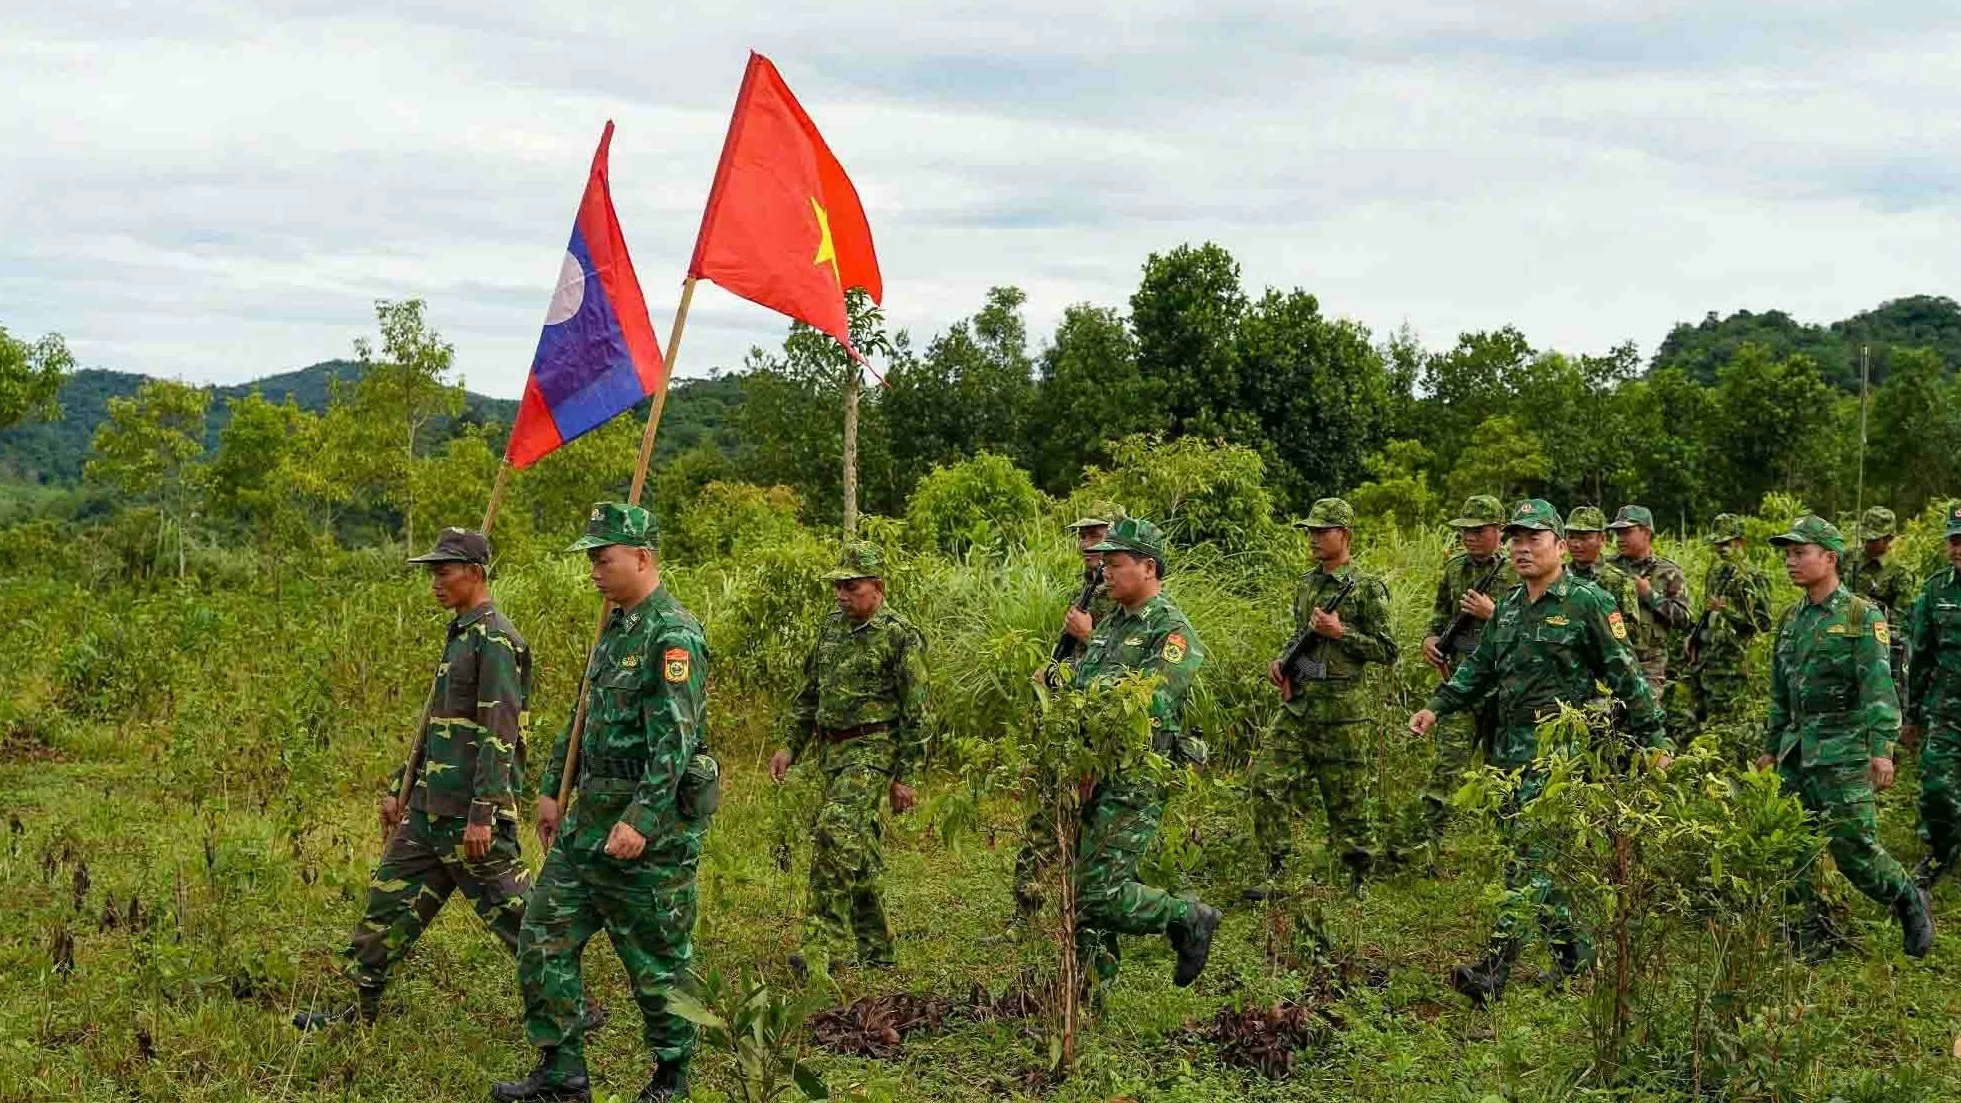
[544, 252, 586, 325]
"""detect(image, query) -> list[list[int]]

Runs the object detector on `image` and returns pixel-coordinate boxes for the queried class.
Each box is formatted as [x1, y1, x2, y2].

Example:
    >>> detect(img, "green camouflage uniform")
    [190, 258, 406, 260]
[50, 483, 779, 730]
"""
[350, 596, 533, 987]
[1845, 508, 1917, 687]
[1429, 500, 1666, 958]
[1607, 505, 1693, 698]
[1070, 518, 1212, 985]
[1252, 498, 1397, 879]
[517, 505, 715, 1082]
[785, 543, 928, 969]
[1907, 505, 1961, 874]
[1686, 515, 1775, 744]
[1405, 495, 1516, 858]
[1764, 517, 1917, 928]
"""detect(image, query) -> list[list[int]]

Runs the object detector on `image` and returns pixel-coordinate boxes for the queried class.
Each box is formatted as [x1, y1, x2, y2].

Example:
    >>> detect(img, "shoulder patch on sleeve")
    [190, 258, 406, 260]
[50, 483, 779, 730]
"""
[1875, 620, 1891, 647]
[1162, 632, 1187, 664]
[663, 647, 691, 683]
[1607, 610, 1627, 640]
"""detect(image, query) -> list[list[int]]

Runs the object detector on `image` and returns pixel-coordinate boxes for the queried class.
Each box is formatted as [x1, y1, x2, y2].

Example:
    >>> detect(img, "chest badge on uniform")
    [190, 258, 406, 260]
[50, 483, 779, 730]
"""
[1875, 621, 1891, 647]
[620, 654, 640, 670]
[1607, 611, 1627, 640]
[1545, 615, 1570, 627]
[1826, 623, 1847, 636]
[1124, 636, 1145, 647]
[1162, 632, 1187, 664]
[664, 647, 691, 683]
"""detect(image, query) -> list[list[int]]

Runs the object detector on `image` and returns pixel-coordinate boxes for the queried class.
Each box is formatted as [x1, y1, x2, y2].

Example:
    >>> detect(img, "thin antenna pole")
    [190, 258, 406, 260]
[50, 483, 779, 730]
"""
[1855, 344, 1871, 522]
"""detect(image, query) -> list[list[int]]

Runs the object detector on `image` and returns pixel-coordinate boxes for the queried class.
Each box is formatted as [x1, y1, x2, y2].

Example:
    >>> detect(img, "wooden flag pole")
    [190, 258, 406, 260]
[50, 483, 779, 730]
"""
[554, 277, 700, 813]
[388, 460, 517, 836]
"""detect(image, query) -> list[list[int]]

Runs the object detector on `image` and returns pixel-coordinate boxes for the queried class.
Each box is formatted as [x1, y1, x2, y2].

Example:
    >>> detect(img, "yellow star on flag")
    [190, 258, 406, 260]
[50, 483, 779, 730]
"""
[810, 196, 841, 288]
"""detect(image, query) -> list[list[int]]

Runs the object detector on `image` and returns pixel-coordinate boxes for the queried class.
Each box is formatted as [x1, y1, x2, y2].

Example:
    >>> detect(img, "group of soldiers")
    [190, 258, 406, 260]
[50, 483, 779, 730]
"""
[290, 486, 1961, 1099]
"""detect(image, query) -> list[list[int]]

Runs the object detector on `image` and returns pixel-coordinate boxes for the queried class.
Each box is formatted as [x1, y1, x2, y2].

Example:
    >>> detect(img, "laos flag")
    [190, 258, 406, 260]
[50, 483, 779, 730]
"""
[506, 121, 665, 469]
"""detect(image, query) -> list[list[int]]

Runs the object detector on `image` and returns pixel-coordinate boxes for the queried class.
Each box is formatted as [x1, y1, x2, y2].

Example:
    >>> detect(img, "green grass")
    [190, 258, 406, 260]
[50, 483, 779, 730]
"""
[2, 525, 1956, 1101]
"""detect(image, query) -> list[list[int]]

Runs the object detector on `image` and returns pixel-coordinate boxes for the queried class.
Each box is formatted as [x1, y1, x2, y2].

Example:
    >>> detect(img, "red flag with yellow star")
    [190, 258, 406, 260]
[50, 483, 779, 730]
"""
[688, 52, 882, 359]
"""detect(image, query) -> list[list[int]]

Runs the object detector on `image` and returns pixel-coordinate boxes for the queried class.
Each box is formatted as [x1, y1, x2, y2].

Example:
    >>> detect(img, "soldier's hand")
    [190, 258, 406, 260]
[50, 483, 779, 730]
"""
[464, 821, 492, 861]
[1753, 754, 1775, 771]
[1310, 607, 1344, 640]
[603, 821, 646, 859]
[1421, 635, 1446, 672]
[1635, 576, 1653, 599]
[1707, 596, 1727, 611]
[1651, 753, 1674, 774]
[1267, 660, 1285, 688]
[1871, 756, 1897, 792]
[1063, 607, 1093, 643]
[535, 797, 561, 850]
[379, 796, 404, 831]
[1409, 709, 1437, 737]
[769, 748, 793, 783]
[888, 780, 917, 815]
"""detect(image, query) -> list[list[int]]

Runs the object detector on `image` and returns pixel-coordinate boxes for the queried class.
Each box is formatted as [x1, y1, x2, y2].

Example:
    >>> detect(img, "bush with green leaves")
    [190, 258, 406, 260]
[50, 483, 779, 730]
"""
[902, 451, 1045, 558]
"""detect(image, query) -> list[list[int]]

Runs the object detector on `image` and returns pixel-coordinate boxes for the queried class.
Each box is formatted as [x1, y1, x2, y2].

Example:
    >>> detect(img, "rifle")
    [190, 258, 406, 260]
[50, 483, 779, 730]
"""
[1434, 560, 1505, 669]
[1686, 563, 1736, 670]
[1277, 572, 1360, 699]
[1050, 564, 1105, 667]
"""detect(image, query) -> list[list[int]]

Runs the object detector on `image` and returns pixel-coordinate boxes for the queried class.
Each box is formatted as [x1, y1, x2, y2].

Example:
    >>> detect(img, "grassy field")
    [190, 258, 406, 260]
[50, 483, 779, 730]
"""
[4, 521, 1958, 1102]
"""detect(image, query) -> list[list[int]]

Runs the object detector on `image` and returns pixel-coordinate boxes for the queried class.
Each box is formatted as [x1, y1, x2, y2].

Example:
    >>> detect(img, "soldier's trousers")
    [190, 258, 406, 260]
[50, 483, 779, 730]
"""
[1778, 757, 1915, 917]
[1487, 770, 1582, 955]
[1405, 696, 1493, 854]
[803, 759, 895, 966]
[1919, 721, 1961, 867]
[517, 797, 705, 1071]
[344, 810, 527, 989]
[1074, 776, 1185, 985]
[1686, 660, 1755, 762]
[1250, 709, 1375, 876]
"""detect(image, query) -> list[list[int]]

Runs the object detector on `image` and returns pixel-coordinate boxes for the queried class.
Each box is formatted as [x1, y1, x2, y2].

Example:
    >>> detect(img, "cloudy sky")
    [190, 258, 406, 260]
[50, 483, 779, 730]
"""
[5, 2, 1959, 397]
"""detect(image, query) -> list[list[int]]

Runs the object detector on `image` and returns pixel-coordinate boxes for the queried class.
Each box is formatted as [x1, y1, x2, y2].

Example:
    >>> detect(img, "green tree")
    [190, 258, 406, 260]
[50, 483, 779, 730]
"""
[1415, 327, 1533, 461]
[0, 326, 75, 431]
[1028, 304, 1161, 493]
[1617, 366, 1715, 531]
[1711, 345, 1837, 513]
[904, 451, 1046, 557]
[884, 286, 1036, 481]
[337, 298, 465, 549]
[203, 392, 323, 599]
[1444, 414, 1551, 504]
[85, 378, 210, 576]
[1349, 439, 1439, 531]
[1130, 242, 1248, 440]
[1232, 288, 1390, 507]
[1869, 347, 1959, 513]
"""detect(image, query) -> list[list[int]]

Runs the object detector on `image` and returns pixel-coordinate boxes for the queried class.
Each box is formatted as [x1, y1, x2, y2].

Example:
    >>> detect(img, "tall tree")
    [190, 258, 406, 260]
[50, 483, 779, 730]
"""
[341, 298, 465, 549]
[1232, 288, 1391, 508]
[1869, 347, 1959, 513]
[884, 286, 1036, 483]
[1130, 243, 1247, 439]
[0, 326, 74, 432]
[1711, 345, 1838, 514]
[204, 391, 323, 599]
[86, 378, 210, 576]
[1028, 304, 1160, 493]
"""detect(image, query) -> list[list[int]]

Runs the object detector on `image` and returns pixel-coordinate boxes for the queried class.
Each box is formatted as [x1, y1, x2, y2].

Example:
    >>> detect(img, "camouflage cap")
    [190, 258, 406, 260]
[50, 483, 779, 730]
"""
[1299, 497, 1356, 530]
[1768, 515, 1846, 555]
[1858, 506, 1897, 540]
[1706, 513, 1745, 544]
[1565, 506, 1609, 533]
[1088, 516, 1169, 568]
[1067, 500, 1125, 531]
[822, 541, 884, 582]
[1606, 505, 1655, 531]
[1450, 495, 1506, 528]
[565, 502, 659, 552]
[1502, 498, 1566, 539]
[408, 527, 491, 566]
[1944, 502, 1961, 538]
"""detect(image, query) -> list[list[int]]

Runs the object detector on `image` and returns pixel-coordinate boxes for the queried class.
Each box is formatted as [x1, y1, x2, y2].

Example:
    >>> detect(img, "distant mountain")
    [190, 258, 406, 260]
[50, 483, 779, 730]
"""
[0, 360, 741, 485]
[1651, 294, 1961, 389]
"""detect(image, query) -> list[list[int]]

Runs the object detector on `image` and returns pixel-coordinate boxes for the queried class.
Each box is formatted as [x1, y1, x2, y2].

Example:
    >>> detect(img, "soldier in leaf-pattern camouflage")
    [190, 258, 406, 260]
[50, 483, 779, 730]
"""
[497, 504, 716, 1103]
[1685, 513, 1774, 748]
[295, 528, 533, 1031]
[1606, 504, 1693, 698]
[1845, 506, 1916, 687]
[1905, 504, 1961, 889]
[1249, 498, 1398, 897]
[1564, 506, 1641, 617]
[769, 542, 928, 980]
[1756, 514, 1931, 961]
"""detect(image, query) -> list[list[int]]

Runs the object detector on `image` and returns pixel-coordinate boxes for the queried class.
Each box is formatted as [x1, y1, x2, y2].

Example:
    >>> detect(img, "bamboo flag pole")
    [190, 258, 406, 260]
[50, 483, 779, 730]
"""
[387, 460, 517, 837]
[553, 277, 699, 813]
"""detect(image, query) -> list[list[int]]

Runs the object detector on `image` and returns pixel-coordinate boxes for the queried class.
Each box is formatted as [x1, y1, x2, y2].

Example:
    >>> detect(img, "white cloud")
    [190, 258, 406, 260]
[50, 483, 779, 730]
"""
[3, 1, 1960, 395]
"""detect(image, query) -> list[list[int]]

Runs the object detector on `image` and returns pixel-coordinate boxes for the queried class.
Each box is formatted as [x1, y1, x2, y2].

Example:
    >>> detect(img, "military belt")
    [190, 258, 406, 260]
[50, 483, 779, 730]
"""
[580, 754, 649, 781]
[817, 721, 891, 744]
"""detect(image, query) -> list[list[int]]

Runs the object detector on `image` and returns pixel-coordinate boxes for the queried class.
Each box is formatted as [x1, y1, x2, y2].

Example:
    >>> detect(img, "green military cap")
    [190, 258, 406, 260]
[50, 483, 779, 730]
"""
[1768, 515, 1846, 555]
[1088, 516, 1169, 568]
[1299, 497, 1356, 530]
[1450, 495, 1506, 528]
[1565, 506, 1608, 533]
[408, 526, 491, 566]
[1944, 502, 1961, 538]
[1067, 500, 1125, 531]
[822, 541, 884, 582]
[1858, 506, 1897, 540]
[1502, 498, 1566, 539]
[1706, 513, 1745, 544]
[1606, 505, 1655, 531]
[565, 502, 658, 552]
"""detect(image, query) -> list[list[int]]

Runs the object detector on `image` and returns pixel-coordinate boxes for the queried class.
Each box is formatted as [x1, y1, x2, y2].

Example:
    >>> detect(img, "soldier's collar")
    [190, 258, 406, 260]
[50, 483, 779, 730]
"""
[449, 601, 495, 632]
[1313, 561, 1354, 580]
[614, 589, 661, 624]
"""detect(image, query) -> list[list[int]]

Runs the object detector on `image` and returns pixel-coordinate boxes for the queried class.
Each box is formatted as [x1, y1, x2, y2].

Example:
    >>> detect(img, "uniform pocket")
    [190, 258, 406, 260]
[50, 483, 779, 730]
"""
[677, 753, 721, 820]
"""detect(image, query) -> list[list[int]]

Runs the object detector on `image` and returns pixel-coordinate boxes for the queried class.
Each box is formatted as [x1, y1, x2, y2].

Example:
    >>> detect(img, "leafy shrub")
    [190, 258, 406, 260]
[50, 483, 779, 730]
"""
[667, 480, 804, 564]
[1078, 435, 1277, 556]
[904, 452, 1045, 557]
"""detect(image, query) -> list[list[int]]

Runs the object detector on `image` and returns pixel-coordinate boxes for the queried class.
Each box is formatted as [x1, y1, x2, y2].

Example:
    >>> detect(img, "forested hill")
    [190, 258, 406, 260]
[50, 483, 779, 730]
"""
[0, 362, 741, 485]
[1651, 294, 1961, 389]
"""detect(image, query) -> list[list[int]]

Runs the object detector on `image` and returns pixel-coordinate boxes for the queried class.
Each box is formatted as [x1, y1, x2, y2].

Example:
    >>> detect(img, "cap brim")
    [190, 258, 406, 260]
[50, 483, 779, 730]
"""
[823, 569, 877, 582]
[1067, 518, 1110, 531]
[564, 535, 614, 552]
[1503, 522, 1557, 535]
[408, 550, 470, 563]
[1767, 532, 1809, 547]
[1449, 517, 1495, 528]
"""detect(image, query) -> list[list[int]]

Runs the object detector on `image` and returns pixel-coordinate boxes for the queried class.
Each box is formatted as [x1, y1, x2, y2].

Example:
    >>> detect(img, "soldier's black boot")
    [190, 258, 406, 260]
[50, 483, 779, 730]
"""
[490, 1048, 591, 1102]
[1168, 900, 1222, 988]
[1241, 854, 1286, 902]
[636, 1062, 689, 1103]
[1547, 938, 1595, 988]
[1450, 945, 1516, 1008]
[1898, 884, 1935, 959]
[1915, 852, 1951, 893]
[293, 982, 382, 1030]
